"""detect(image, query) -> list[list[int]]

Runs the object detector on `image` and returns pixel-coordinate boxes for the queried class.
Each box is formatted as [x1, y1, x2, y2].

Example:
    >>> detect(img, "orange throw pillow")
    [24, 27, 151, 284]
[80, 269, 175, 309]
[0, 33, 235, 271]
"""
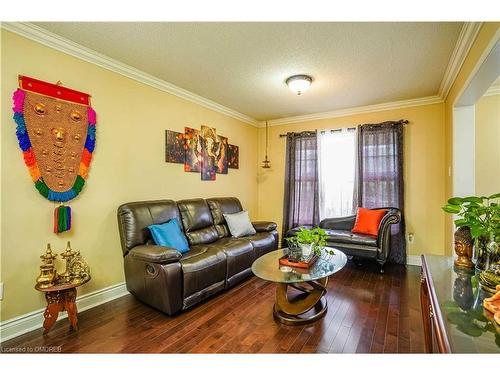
[351, 207, 387, 236]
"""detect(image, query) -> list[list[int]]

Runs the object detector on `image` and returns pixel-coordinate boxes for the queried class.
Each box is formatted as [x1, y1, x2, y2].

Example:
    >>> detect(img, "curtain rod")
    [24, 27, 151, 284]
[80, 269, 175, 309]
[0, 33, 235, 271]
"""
[279, 119, 408, 138]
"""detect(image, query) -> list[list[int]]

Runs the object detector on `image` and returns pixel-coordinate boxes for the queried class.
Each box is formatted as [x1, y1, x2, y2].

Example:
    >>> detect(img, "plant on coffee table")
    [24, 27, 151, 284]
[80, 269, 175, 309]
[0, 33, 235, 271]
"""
[287, 227, 333, 258]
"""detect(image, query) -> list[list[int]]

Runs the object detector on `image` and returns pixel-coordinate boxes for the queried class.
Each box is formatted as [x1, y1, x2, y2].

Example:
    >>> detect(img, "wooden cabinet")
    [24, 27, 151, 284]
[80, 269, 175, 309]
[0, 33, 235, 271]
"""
[420, 255, 451, 353]
[420, 255, 500, 353]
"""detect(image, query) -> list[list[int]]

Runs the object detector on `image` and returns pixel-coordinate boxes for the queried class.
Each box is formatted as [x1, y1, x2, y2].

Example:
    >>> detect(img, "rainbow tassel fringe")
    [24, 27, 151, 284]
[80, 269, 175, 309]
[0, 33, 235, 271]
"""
[54, 204, 72, 233]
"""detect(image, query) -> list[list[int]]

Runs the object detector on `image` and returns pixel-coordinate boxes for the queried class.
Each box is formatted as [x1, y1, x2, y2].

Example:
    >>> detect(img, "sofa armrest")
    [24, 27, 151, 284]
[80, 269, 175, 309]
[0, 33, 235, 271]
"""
[252, 221, 277, 232]
[128, 245, 182, 264]
[376, 208, 402, 259]
[319, 215, 356, 231]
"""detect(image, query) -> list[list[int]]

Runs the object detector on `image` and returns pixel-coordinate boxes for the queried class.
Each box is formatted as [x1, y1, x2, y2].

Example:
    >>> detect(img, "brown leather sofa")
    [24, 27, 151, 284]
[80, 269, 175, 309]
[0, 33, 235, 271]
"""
[286, 207, 401, 273]
[117, 197, 278, 315]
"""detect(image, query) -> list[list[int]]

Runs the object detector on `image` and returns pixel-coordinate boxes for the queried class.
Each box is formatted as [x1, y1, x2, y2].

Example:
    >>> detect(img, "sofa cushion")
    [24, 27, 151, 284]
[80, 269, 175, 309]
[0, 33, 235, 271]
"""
[117, 200, 181, 254]
[177, 198, 219, 245]
[185, 226, 219, 246]
[223, 210, 256, 237]
[207, 197, 244, 238]
[129, 245, 182, 264]
[245, 232, 277, 258]
[177, 198, 214, 231]
[352, 207, 387, 236]
[179, 244, 227, 299]
[148, 218, 189, 253]
[324, 229, 377, 246]
[212, 238, 254, 279]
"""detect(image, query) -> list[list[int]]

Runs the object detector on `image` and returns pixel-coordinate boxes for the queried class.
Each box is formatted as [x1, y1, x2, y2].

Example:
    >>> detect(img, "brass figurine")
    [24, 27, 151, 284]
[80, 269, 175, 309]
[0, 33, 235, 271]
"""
[454, 227, 474, 269]
[69, 245, 91, 285]
[480, 264, 500, 294]
[35, 242, 90, 288]
[36, 243, 58, 288]
[58, 241, 75, 283]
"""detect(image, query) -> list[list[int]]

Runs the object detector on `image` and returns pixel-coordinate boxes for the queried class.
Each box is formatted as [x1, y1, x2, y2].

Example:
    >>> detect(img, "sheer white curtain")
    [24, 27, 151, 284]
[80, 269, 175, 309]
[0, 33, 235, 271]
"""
[317, 128, 357, 220]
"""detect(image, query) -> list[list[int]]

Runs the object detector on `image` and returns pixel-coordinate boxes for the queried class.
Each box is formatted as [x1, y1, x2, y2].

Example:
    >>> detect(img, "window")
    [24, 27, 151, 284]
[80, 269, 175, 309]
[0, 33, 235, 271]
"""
[317, 129, 357, 219]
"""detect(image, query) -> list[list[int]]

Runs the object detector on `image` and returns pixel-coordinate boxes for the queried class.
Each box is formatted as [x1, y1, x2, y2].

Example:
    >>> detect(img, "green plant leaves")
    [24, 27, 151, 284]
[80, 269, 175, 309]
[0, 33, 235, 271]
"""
[448, 197, 464, 205]
[443, 204, 461, 214]
[463, 196, 484, 204]
[442, 193, 500, 239]
[454, 219, 468, 227]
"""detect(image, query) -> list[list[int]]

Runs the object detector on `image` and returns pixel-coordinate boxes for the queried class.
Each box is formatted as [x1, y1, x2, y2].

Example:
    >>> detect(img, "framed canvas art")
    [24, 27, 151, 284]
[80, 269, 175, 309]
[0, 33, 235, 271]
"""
[184, 127, 202, 172]
[216, 135, 228, 174]
[228, 144, 239, 169]
[200, 125, 217, 181]
[165, 130, 185, 163]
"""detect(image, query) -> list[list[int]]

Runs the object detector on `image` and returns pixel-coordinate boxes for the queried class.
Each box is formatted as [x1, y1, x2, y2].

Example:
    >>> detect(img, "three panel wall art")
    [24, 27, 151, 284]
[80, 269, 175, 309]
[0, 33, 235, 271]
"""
[165, 125, 239, 181]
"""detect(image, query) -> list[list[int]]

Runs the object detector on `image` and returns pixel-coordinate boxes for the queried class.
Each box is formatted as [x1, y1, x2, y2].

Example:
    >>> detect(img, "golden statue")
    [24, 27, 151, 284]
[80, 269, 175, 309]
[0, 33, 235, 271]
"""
[454, 227, 474, 269]
[36, 243, 58, 288]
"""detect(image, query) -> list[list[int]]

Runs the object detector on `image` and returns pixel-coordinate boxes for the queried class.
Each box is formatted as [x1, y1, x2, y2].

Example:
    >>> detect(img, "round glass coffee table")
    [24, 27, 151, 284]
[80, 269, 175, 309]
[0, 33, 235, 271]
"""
[252, 248, 347, 325]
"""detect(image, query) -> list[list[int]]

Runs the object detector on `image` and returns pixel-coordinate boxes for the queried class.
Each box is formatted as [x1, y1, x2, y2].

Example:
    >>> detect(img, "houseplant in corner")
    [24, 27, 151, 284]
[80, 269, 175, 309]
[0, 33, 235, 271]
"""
[442, 194, 500, 291]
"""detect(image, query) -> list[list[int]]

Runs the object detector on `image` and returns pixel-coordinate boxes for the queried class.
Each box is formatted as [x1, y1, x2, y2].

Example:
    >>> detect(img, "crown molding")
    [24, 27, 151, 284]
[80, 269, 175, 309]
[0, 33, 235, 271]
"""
[484, 83, 500, 97]
[3, 22, 471, 129]
[438, 22, 483, 100]
[1, 22, 260, 127]
[261, 95, 443, 127]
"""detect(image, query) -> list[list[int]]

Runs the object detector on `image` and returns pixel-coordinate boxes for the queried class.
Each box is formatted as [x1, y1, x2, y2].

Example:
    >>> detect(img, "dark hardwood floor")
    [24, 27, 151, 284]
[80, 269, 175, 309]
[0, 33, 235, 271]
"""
[1, 261, 425, 353]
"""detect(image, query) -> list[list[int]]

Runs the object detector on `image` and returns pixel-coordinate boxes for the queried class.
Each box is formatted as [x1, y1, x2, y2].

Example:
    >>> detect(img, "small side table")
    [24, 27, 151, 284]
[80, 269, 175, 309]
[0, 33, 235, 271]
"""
[35, 277, 90, 334]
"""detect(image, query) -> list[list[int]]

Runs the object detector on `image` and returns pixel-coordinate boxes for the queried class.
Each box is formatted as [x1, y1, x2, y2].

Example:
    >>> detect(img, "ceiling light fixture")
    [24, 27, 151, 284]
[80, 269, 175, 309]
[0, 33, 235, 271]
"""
[286, 74, 313, 95]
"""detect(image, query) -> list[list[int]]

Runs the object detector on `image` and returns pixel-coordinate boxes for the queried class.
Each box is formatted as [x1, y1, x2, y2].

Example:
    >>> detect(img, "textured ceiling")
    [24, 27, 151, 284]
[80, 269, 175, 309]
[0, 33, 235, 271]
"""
[34, 22, 462, 121]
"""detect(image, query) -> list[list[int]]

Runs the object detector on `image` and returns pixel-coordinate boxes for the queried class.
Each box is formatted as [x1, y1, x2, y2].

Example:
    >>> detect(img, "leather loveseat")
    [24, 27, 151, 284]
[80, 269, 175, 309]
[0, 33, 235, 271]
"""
[287, 207, 401, 273]
[117, 197, 278, 315]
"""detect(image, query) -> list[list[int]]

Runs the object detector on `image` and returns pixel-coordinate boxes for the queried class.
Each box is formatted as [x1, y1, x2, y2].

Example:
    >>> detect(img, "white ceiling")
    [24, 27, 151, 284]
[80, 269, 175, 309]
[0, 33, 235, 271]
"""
[33, 22, 463, 121]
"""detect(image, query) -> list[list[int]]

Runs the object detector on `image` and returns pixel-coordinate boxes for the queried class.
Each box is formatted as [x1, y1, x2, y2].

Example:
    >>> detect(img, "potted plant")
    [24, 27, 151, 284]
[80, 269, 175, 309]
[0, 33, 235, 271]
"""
[286, 227, 334, 260]
[442, 193, 500, 272]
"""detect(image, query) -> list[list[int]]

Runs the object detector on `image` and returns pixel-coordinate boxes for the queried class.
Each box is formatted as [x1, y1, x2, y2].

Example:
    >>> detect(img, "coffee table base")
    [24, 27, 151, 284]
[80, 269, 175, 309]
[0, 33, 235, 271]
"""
[273, 277, 328, 326]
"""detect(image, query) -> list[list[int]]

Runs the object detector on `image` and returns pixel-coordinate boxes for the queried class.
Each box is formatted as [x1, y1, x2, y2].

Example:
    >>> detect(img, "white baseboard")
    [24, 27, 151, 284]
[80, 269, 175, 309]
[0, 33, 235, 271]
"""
[406, 255, 422, 266]
[0, 282, 129, 343]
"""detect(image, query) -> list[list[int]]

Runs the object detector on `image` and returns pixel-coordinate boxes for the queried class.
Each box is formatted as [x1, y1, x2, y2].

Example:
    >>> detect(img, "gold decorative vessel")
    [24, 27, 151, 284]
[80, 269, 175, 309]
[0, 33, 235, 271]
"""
[36, 243, 58, 288]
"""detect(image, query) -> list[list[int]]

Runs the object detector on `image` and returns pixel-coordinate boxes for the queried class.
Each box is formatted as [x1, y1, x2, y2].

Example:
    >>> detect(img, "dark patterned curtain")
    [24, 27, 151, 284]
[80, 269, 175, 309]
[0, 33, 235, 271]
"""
[282, 131, 319, 245]
[357, 121, 406, 264]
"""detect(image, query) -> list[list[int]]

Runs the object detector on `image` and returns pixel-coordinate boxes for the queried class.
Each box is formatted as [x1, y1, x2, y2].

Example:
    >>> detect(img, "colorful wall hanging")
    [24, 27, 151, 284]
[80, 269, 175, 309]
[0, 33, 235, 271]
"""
[12, 75, 96, 233]
[166, 124, 238, 180]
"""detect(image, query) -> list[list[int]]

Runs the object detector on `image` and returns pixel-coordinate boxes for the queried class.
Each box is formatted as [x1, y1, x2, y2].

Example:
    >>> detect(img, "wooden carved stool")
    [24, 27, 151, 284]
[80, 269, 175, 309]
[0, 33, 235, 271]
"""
[35, 278, 89, 334]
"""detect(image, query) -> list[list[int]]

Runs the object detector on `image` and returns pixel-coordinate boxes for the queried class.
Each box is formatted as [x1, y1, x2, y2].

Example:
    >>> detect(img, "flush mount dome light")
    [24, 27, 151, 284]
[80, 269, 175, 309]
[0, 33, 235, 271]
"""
[286, 74, 313, 95]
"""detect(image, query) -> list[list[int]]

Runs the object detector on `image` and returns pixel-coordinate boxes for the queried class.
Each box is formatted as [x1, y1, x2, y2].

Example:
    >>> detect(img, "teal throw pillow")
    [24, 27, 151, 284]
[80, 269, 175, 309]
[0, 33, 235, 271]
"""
[148, 218, 189, 253]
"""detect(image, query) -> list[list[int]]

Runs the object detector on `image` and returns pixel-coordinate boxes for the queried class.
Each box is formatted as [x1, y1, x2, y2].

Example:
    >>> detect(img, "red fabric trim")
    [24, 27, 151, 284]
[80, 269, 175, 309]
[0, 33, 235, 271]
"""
[81, 149, 92, 167]
[19, 76, 90, 106]
[23, 149, 36, 167]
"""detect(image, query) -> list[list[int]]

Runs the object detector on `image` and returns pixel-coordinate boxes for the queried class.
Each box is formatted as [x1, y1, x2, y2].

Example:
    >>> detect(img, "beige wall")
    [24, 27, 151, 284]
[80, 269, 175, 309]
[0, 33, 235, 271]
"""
[475, 93, 500, 196]
[0, 31, 259, 321]
[256, 103, 446, 258]
[444, 23, 500, 254]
